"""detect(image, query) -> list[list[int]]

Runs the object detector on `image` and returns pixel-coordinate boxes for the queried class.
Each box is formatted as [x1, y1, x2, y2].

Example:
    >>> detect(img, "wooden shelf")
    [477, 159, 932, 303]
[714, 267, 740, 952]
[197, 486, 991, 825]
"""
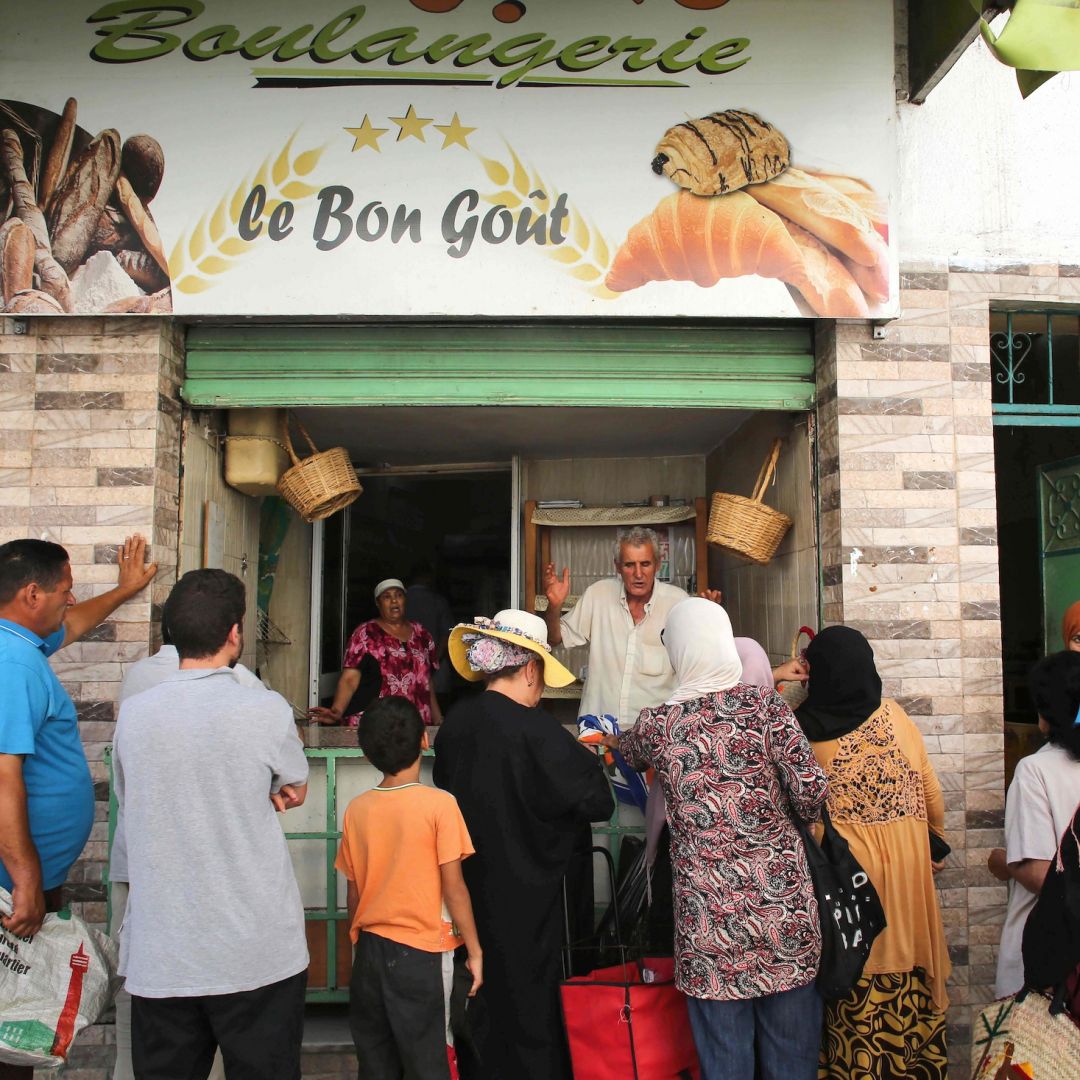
[542, 684, 583, 700]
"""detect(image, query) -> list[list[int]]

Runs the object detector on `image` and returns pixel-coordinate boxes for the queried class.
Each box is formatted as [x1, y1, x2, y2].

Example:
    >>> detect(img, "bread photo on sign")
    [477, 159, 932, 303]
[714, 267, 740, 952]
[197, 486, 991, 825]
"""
[651, 109, 789, 196]
[0, 97, 172, 315]
[609, 108, 891, 316]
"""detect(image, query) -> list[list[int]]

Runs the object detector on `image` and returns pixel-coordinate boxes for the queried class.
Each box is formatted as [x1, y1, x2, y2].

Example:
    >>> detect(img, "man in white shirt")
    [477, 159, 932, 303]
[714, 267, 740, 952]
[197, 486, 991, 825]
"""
[542, 527, 694, 730]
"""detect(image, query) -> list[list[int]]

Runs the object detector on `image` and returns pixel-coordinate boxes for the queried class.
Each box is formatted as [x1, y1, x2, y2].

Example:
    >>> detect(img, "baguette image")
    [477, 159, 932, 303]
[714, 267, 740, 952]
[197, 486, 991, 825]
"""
[0, 217, 35, 303]
[652, 109, 789, 197]
[803, 168, 888, 241]
[779, 220, 869, 318]
[745, 167, 886, 269]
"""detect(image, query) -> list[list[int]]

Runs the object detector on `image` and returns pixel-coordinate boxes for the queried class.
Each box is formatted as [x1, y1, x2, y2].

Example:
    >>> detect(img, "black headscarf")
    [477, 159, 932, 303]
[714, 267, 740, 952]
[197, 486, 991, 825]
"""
[795, 625, 883, 742]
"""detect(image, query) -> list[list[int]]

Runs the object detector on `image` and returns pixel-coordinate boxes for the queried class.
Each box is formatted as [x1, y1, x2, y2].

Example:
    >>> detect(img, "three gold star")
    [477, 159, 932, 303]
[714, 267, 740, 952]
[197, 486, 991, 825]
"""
[433, 113, 476, 150]
[344, 115, 388, 152]
[389, 105, 433, 142]
[346, 109, 476, 152]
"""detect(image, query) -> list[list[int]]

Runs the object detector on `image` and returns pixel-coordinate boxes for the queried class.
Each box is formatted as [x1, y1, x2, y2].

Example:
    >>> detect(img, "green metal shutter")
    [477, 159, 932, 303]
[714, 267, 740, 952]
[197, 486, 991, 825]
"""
[183, 323, 814, 410]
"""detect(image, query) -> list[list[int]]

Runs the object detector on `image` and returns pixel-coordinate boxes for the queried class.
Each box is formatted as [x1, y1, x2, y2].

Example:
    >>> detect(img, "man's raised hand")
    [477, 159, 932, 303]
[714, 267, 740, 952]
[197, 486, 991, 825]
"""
[543, 564, 571, 610]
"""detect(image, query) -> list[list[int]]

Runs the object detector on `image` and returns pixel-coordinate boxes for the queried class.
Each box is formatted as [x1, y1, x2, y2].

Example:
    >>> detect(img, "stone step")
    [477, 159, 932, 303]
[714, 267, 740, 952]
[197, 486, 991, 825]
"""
[300, 1047, 358, 1079]
[301, 1006, 355, 1078]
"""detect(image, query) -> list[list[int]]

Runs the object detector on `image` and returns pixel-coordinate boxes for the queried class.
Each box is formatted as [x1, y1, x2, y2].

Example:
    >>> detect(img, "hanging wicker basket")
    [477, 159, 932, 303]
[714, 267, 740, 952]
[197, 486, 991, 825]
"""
[706, 438, 793, 565]
[276, 413, 362, 523]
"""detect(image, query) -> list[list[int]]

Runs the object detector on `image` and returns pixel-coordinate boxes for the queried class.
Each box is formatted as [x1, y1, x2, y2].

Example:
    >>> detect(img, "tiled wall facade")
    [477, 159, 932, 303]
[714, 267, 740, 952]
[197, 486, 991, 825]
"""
[0, 315, 181, 1079]
[815, 260, 1080, 1070]
[4, 265, 1079, 1074]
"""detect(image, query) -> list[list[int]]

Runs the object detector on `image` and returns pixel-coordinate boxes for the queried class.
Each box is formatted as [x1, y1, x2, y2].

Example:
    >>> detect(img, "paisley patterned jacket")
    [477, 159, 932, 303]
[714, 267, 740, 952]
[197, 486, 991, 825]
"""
[621, 684, 828, 1000]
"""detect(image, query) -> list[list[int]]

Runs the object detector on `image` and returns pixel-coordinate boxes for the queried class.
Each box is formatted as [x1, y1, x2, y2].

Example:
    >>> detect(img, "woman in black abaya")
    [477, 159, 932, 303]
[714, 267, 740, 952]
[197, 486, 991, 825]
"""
[434, 610, 613, 1080]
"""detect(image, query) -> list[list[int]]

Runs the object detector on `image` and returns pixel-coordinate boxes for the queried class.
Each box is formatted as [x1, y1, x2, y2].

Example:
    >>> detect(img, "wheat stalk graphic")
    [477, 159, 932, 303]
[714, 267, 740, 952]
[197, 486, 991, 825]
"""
[167, 134, 326, 294]
[476, 146, 616, 300]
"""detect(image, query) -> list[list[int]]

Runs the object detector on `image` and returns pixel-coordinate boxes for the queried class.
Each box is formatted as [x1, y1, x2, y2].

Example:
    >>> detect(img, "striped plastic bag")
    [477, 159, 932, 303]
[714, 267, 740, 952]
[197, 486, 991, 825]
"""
[0, 888, 119, 1069]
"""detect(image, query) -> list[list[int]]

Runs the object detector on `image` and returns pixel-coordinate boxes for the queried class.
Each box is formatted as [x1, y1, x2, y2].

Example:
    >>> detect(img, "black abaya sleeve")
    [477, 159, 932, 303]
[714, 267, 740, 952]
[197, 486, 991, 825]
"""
[527, 712, 614, 824]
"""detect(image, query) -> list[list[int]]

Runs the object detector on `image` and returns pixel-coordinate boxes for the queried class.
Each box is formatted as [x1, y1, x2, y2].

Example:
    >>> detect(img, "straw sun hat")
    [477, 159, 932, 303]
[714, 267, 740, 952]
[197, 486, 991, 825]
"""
[449, 609, 576, 687]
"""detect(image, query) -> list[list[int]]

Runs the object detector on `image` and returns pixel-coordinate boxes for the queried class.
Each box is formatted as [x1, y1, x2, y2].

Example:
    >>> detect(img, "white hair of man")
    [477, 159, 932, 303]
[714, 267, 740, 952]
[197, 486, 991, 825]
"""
[614, 526, 661, 563]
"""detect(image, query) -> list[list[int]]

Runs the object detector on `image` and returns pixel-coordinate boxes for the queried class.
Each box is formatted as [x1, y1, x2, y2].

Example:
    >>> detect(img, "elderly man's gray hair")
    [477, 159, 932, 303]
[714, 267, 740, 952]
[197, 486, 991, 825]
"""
[614, 527, 661, 563]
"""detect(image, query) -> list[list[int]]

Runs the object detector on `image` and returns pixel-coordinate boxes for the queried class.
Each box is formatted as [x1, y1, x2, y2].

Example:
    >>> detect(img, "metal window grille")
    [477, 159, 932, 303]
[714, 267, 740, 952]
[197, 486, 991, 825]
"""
[991, 309, 1080, 423]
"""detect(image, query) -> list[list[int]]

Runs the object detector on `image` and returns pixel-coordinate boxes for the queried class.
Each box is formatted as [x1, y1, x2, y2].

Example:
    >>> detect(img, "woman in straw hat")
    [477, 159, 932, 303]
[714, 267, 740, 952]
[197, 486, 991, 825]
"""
[434, 610, 613, 1080]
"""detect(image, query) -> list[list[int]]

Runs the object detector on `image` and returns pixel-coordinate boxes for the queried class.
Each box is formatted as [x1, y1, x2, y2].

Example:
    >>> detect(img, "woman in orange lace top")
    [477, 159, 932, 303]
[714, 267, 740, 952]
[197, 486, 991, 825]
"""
[796, 626, 951, 1080]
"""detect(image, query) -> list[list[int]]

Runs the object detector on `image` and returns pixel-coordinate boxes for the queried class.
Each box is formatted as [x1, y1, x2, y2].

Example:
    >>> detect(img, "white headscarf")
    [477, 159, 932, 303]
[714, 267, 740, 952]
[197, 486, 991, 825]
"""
[663, 597, 743, 705]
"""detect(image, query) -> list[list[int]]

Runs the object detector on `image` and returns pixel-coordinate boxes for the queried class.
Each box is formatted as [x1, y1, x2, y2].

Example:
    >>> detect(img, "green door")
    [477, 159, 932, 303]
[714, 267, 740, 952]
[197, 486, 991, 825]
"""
[1040, 453, 1080, 651]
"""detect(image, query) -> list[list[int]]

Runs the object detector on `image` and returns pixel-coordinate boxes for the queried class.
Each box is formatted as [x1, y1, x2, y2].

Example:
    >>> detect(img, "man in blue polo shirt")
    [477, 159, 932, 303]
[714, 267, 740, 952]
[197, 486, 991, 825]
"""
[0, 536, 157, 947]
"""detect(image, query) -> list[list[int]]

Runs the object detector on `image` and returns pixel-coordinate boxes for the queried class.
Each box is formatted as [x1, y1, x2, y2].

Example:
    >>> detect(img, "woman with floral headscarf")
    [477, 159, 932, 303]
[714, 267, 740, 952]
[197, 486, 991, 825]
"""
[434, 610, 613, 1080]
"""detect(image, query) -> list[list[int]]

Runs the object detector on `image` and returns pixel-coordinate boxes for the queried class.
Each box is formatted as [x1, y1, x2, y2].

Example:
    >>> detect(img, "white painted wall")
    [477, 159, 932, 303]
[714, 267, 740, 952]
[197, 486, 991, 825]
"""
[898, 34, 1080, 265]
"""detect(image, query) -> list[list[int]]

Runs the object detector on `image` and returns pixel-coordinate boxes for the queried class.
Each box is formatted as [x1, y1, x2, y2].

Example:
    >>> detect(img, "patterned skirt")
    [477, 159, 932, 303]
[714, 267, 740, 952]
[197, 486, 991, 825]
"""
[819, 970, 948, 1080]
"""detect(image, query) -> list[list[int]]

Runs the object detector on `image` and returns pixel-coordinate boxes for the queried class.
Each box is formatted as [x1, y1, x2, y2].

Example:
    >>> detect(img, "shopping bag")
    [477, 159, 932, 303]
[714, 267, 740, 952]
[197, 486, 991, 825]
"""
[560, 956, 699, 1080]
[561, 848, 698, 1080]
[797, 805, 887, 1000]
[0, 888, 119, 1069]
[971, 989, 1080, 1079]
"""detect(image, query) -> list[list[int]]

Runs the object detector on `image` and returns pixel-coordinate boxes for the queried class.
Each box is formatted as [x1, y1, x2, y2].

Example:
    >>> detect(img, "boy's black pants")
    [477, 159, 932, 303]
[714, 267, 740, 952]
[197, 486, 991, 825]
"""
[130, 970, 306, 1080]
[349, 931, 450, 1080]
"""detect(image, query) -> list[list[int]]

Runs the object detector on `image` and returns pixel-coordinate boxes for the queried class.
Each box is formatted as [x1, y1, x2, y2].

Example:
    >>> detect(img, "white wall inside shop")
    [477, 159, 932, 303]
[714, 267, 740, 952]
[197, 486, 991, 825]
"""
[178, 412, 260, 670]
[898, 35, 1080, 264]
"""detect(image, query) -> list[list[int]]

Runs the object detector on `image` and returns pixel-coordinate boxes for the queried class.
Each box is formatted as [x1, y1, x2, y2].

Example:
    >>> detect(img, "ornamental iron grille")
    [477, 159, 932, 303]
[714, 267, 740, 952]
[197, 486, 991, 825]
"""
[991, 309, 1080, 421]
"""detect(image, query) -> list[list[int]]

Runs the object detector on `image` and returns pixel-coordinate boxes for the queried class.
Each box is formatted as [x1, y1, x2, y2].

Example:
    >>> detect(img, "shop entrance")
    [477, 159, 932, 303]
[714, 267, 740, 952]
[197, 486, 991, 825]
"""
[990, 309, 1080, 780]
[314, 465, 513, 716]
[179, 322, 821, 1001]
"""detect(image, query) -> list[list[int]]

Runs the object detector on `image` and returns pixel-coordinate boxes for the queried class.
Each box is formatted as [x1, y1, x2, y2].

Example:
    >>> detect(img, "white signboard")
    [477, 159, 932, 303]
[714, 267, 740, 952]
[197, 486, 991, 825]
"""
[0, 1, 897, 318]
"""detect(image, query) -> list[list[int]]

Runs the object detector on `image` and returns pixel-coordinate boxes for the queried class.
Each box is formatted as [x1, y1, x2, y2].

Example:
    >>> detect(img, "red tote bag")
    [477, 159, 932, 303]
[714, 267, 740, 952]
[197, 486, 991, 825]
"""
[560, 955, 700, 1080]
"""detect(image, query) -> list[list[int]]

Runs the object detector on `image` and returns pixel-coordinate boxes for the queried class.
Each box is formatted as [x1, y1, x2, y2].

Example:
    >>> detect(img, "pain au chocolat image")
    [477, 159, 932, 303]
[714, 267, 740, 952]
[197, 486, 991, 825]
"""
[651, 109, 789, 197]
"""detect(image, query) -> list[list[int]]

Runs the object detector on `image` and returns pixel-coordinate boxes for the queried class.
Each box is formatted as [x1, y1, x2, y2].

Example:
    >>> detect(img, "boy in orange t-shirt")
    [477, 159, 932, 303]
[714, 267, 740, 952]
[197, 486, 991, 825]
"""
[335, 696, 482, 1080]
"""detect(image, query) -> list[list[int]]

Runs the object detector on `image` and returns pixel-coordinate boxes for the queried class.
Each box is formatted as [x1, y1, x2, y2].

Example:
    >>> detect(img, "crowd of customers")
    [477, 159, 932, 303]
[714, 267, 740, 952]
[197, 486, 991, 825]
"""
[3, 528, 1080, 1080]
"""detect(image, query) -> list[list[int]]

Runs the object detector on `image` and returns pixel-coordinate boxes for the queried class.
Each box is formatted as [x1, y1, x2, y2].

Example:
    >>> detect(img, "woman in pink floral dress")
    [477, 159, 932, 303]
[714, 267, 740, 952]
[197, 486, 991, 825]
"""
[309, 578, 442, 727]
[615, 598, 827, 1080]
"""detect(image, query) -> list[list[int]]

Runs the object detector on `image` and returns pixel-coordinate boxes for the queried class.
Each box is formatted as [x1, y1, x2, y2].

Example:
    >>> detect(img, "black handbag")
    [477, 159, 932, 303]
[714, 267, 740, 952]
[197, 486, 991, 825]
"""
[797, 804, 887, 1000]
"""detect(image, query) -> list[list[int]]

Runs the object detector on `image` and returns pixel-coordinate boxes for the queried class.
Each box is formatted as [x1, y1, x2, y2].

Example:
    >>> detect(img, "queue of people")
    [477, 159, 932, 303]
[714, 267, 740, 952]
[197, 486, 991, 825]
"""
[3, 527, 1080, 1080]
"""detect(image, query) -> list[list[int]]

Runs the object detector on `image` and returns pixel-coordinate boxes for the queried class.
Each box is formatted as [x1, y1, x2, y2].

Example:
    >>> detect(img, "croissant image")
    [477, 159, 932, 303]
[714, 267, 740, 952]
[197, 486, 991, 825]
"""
[606, 191, 799, 291]
[605, 190, 865, 317]
[652, 109, 789, 197]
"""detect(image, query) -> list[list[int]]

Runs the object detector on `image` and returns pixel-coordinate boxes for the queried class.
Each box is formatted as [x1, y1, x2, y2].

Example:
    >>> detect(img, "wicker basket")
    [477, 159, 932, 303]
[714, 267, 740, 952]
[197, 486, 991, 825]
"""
[706, 438, 793, 565]
[275, 414, 362, 523]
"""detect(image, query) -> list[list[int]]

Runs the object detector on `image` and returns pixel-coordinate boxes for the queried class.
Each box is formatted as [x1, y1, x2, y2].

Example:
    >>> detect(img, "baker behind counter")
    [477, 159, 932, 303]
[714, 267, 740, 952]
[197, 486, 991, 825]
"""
[543, 525, 809, 732]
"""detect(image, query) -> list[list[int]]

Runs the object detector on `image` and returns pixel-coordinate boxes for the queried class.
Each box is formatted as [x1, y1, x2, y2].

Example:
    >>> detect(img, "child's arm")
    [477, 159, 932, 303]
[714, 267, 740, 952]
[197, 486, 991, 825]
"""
[440, 859, 482, 996]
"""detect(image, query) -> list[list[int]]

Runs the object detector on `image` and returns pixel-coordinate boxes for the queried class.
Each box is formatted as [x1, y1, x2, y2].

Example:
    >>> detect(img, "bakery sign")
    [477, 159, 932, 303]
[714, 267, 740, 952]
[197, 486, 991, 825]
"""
[0, 0, 897, 319]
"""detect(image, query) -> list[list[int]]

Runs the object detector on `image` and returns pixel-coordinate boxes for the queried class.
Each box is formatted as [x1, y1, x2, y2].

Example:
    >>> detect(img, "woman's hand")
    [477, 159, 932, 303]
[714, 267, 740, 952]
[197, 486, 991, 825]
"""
[599, 733, 620, 750]
[772, 658, 808, 686]
[308, 706, 342, 725]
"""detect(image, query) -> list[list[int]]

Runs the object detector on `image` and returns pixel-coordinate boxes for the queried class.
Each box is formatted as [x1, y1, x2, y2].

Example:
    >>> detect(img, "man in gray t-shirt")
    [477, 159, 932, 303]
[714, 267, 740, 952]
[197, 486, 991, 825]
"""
[114, 570, 309, 1079]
